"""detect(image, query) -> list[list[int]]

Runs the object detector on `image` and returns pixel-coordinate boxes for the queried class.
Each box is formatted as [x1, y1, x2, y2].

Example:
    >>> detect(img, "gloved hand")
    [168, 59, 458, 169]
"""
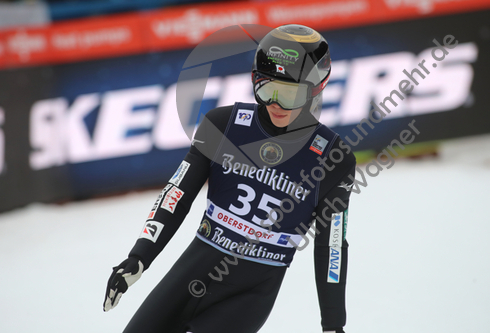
[103, 256, 144, 312]
[324, 329, 345, 333]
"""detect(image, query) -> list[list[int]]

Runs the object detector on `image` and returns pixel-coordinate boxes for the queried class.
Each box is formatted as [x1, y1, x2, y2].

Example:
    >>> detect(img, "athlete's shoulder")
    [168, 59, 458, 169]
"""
[316, 122, 338, 137]
[317, 123, 356, 169]
[199, 105, 234, 134]
[331, 136, 357, 169]
[205, 105, 235, 122]
[204, 103, 259, 132]
[206, 105, 235, 116]
[316, 135, 356, 199]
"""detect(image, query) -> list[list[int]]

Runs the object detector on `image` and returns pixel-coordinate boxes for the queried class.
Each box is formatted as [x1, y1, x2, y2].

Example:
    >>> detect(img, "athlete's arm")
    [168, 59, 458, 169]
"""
[128, 105, 233, 269]
[127, 147, 210, 268]
[314, 138, 356, 332]
[103, 106, 233, 311]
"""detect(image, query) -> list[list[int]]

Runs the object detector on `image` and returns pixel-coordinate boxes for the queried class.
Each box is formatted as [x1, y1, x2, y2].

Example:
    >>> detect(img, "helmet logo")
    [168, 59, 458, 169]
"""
[267, 46, 299, 65]
[275, 64, 285, 74]
[268, 46, 299, 58]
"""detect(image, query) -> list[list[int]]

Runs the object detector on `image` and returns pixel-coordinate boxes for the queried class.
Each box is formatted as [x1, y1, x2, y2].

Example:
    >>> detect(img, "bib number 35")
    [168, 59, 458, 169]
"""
[228, 184, 281, 227]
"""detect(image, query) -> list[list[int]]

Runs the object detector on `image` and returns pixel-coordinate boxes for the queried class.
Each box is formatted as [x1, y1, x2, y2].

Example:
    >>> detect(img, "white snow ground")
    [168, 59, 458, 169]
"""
[1, 134, 490, 333]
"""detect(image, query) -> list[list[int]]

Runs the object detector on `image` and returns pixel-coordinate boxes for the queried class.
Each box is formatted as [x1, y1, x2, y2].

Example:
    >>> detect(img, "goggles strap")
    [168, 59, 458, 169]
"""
[311, 71, 331, 97]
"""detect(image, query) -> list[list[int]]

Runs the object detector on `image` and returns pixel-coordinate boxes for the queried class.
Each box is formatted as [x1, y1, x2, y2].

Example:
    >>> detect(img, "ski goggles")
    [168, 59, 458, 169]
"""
[253, 71, 328, 110]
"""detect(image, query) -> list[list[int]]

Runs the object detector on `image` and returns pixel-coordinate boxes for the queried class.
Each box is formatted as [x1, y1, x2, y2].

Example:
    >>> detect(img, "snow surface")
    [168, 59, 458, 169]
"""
[1, 134, 490, 333]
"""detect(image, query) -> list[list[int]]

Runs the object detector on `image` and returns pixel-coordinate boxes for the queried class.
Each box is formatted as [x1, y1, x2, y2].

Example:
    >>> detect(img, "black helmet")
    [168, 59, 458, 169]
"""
[252, 24, 331, 112]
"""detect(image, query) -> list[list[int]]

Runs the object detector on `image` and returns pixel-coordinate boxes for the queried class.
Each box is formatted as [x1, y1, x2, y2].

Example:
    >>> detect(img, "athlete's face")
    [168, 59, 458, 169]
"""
[266, 103, 302, 128]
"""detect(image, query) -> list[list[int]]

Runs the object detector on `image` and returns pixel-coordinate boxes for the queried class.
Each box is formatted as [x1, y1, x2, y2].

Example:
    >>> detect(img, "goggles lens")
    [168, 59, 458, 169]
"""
[254, 74, 309, 110]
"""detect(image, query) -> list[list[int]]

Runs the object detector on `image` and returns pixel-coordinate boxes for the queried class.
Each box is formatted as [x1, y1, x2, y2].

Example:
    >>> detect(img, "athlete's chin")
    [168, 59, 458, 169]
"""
[270, 118, 289, 128]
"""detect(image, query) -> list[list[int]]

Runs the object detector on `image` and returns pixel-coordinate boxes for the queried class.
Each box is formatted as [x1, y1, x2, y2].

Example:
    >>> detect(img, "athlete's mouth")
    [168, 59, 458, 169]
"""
[270, 112, 288, 119]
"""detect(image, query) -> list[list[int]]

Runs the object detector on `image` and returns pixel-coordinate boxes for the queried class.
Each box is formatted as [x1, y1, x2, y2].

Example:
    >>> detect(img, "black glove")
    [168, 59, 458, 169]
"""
[103, 257, 144, 312]
[323, 329, 345, 333]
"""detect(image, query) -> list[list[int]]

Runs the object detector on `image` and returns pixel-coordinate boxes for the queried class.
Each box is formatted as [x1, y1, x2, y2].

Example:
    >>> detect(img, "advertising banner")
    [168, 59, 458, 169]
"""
[0, 8, 489, 212]
[1, 0, 489, 69]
